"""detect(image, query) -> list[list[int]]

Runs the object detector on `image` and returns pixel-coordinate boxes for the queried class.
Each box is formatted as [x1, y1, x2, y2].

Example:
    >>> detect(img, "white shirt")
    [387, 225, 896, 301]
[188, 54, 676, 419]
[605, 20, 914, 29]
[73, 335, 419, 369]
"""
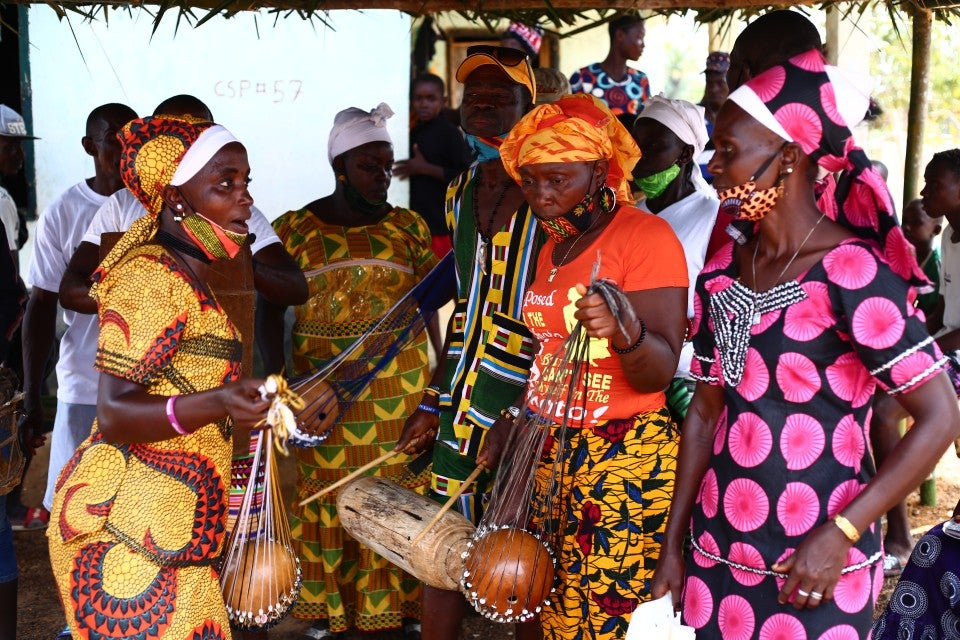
[638, 187, 719, 378]
[82, 188, 280, 253]
[940, 225, 960, 339]
[27, 181, 108, 402]
[0, 186, 19, 250]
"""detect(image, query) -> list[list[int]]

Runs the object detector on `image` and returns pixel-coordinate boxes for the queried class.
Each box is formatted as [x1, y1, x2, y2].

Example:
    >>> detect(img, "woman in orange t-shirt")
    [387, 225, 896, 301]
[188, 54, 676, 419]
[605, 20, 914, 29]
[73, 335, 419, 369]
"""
[500, 94, 688, 640]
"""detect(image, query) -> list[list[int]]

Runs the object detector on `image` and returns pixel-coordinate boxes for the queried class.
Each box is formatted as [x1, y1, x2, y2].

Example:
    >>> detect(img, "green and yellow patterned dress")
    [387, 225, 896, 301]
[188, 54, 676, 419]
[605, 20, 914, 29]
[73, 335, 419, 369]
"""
[272, 206, 437, 633]
[47, 244, 242, 640]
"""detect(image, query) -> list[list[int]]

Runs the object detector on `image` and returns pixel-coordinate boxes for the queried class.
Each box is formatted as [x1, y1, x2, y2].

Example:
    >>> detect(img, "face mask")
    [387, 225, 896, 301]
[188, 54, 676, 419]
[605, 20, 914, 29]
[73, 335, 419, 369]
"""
[178, 190, 248, 261]
[635, 163, 681, 200]
[716, 147, 784, 223]
[344, 179, 387, 216]
[465, 134, 504, 163]
[536, 174, 616, 244]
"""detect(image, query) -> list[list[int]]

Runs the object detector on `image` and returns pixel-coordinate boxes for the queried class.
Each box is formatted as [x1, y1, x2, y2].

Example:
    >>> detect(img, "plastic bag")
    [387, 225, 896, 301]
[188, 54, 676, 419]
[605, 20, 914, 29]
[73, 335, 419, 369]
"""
[625, 593, 696, 640]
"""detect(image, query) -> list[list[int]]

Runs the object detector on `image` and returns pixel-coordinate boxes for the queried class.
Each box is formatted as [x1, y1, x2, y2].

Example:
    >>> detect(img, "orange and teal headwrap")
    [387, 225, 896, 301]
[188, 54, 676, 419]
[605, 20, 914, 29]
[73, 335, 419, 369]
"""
[118, 115, 215, 216]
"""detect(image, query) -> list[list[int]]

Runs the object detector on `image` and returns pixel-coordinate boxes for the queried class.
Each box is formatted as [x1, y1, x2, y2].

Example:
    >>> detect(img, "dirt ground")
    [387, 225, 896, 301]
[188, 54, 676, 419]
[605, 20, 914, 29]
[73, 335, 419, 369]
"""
[15, 443, 960, 639]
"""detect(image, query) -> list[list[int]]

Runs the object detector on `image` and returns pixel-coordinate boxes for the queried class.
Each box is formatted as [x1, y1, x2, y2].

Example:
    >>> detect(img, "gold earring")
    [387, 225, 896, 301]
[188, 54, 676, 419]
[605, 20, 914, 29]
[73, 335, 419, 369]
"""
[777, 175, 787, 199]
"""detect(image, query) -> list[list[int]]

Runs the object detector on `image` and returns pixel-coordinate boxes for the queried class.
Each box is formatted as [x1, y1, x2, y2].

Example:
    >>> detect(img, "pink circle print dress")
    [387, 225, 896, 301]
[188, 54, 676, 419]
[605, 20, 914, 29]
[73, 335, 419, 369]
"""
[686, 238, 948, 639]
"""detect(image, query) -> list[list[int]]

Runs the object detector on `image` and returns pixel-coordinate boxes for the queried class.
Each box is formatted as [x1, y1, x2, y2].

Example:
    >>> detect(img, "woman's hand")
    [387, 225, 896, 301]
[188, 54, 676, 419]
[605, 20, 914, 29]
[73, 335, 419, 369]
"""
[771, 521, 853, 610]
[651, 540, 686, 608]
[17, 410, 47, 456]
[572, 283, 641, 347]
[396, 398, 440, 455]
[220, 379, 272, 430]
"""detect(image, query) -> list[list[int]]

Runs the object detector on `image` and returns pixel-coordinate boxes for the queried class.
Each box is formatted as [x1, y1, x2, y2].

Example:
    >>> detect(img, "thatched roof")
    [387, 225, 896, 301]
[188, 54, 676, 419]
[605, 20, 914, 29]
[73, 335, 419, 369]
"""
[14, 0, 960, 30]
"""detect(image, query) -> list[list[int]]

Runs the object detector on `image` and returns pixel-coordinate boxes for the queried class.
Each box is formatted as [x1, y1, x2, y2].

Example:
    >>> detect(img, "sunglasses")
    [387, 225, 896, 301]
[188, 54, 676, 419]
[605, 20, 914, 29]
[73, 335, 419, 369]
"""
[466, 44, 531, 68]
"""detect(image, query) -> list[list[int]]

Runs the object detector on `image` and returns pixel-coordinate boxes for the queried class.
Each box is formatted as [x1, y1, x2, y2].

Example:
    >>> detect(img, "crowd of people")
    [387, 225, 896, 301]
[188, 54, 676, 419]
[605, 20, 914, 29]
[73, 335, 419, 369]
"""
[0, 7, 957, 640]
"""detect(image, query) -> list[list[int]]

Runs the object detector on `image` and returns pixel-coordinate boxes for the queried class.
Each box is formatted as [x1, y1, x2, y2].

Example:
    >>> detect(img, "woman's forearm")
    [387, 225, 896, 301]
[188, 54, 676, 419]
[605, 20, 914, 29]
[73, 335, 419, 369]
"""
[661, 384, 723, 550]
[838, 372, 960, 535]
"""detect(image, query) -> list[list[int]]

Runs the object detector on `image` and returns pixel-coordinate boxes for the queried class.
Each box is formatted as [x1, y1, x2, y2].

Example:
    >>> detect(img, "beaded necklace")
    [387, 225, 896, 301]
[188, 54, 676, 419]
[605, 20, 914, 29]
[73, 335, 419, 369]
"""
[473, 178, 511, 275]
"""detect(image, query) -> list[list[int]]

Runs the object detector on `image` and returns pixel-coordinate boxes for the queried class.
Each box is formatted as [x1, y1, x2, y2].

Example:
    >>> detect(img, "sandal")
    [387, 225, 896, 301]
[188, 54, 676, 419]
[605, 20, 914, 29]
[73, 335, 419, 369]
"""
[24, 507, 49, 530]
[403, 619, 422, 640]
[12, 507, 49, 532]
[883, 553, 904, 577]
[303, 622, 343, 640]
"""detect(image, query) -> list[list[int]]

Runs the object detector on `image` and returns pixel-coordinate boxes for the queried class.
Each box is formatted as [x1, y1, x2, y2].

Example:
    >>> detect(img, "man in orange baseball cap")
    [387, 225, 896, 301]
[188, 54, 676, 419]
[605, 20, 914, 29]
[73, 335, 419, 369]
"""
[397, 44, 541, 640]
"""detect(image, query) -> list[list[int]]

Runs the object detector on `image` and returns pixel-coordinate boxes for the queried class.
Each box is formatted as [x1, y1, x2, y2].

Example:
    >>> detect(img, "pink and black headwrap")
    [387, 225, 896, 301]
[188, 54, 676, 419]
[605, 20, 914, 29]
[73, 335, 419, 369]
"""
[728, 49, 929, 290]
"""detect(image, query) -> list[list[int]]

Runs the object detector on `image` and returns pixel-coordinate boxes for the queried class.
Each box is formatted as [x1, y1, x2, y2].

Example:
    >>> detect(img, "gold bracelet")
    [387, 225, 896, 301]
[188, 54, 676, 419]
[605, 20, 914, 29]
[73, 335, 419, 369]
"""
[422, 386, 440, 398]
[833, 514, 860, 543]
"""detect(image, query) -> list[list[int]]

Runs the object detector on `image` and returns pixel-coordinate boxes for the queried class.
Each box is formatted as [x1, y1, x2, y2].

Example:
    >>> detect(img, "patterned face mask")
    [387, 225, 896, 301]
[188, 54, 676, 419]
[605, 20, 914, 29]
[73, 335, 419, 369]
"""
[634, 162, 681, 200]
[716, 147, 784, 223]
[536, 169, 616, 244]
[179, 190, 248, 260]
[537, 189, 597, 243]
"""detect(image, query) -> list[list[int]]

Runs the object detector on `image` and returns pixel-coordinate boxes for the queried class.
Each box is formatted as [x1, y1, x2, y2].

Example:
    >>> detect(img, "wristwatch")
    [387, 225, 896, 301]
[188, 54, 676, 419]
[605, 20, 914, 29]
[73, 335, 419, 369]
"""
[500, 406, 521, 419]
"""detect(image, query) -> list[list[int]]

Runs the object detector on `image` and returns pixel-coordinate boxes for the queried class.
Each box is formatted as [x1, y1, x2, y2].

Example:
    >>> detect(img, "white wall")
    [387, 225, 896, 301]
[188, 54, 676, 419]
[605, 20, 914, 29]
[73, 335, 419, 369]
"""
[26, 8, 412, 222]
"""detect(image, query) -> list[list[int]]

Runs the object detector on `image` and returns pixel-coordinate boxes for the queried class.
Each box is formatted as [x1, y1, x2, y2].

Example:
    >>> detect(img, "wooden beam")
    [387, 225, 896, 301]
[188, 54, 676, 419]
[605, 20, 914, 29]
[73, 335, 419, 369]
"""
[27, 0, 825, 12]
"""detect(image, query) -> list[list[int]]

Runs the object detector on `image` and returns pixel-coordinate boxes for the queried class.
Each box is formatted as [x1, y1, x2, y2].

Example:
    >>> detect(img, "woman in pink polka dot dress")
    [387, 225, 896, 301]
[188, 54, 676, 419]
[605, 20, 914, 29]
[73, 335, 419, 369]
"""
[651, 50, 960, 639]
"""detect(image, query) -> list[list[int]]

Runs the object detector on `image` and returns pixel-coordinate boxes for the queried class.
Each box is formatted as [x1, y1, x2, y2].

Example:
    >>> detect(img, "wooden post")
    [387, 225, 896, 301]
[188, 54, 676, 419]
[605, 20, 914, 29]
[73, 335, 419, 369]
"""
[920, 475, 937, 506]
[904, 7, 932, 209]
[708, 21, 720, 52]
[825, 6, 840, 66]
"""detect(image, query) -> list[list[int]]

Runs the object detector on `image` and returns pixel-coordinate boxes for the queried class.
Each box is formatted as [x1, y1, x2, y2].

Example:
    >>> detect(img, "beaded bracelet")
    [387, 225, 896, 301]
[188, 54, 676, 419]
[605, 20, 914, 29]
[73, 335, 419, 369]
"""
[417, 403, 441, 416]
[166, 395, 190, 436]
[611, 318, 647, 354]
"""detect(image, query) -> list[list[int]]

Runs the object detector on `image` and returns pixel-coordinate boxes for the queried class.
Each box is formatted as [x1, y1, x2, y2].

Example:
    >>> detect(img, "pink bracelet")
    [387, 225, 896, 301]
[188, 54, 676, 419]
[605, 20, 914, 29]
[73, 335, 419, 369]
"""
[166, 395, 189, 436]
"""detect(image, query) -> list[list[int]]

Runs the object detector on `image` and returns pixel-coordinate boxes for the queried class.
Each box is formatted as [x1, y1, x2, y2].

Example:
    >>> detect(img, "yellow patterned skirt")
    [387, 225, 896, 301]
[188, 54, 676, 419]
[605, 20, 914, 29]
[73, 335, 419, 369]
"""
[534, 409, 678, 640]
[290, 346, 429, 633]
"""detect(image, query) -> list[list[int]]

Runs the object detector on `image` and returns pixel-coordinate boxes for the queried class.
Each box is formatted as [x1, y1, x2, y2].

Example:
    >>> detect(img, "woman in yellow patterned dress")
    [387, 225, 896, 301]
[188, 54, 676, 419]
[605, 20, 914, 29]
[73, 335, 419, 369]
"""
[258, 104, 439, 640]
[47, 116, 271, 640]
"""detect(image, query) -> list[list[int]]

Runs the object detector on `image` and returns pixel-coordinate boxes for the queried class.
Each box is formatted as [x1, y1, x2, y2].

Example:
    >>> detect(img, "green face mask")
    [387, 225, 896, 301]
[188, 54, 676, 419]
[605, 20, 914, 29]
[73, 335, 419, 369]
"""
[634, 163, 681, 200]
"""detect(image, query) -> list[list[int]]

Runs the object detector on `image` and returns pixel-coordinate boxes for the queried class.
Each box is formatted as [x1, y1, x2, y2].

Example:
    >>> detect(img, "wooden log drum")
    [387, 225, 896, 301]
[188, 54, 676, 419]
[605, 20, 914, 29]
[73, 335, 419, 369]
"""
[336, 475, 475, 591]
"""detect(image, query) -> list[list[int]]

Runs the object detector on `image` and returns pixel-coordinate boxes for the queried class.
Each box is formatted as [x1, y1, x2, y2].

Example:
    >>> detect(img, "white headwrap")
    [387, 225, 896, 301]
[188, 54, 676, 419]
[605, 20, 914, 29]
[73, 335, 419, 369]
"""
[637, 94, 709, 157]
[170, 125, 239, 186]
[327, 102, 395, 165]
[637, 94, 712, 193]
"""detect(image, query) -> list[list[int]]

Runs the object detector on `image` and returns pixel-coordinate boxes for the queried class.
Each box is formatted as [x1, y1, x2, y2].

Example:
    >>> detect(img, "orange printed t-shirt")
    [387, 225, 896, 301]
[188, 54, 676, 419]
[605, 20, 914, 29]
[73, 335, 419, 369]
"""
[522, 206, 688, 426]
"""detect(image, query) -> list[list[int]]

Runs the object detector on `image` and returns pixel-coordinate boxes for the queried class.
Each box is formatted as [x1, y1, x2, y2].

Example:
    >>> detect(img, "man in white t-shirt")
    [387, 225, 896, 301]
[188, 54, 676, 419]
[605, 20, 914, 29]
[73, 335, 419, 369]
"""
[22, 103, 138, 529]
[631, 95, 718, 421]
[59, 95, 308, 316]
[0, 105, 36, 254]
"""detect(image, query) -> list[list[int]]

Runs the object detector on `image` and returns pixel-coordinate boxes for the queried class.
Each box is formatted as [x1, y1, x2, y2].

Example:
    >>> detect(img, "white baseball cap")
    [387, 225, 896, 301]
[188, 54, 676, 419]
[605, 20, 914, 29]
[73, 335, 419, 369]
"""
[0, 105, 38, 140]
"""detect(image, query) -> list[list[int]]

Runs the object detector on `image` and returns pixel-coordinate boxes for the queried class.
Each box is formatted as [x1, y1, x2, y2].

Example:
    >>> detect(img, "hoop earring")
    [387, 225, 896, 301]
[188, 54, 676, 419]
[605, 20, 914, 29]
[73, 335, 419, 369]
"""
[599, 185, 617, 213]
